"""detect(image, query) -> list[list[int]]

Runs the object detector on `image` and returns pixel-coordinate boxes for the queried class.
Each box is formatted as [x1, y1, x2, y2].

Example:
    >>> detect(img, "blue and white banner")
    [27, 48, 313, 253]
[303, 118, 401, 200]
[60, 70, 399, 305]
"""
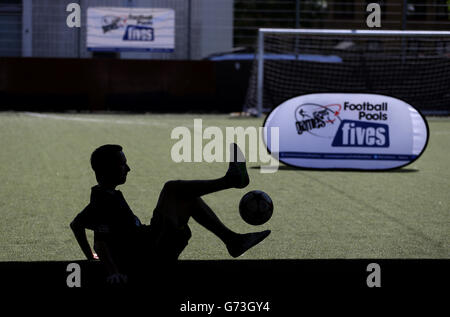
[263, 93, 429, 170]
[87, 7, 175, 52]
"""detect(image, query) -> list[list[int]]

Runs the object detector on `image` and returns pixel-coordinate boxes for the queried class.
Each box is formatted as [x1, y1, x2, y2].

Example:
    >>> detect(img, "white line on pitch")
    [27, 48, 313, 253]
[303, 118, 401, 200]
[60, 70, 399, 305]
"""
[22, 112, 168, 126]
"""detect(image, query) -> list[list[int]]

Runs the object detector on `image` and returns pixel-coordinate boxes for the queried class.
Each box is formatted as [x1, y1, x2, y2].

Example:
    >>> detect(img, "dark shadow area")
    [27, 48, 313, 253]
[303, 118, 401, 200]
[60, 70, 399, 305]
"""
[2, 259, 447, 291]
[0, 58, 250, 113]
[2, 259, 448, 314]
[250, 166, 420, 173]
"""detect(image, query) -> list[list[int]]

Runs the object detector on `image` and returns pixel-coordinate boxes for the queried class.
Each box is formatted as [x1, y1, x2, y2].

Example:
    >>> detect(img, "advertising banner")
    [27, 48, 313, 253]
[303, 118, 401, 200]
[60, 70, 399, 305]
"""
[87, 7, 175, 52]
[263, 93, 429, 170]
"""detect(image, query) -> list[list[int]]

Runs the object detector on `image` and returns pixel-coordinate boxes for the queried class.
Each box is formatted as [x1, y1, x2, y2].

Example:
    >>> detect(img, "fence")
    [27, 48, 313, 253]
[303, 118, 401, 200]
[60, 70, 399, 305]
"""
[234, 0, 450, 48]
[1, 0, 450, 59]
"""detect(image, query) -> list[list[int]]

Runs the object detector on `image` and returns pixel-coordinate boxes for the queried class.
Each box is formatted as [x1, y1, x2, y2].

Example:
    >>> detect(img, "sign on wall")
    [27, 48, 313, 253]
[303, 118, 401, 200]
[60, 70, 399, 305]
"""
[87, 7, 175, 52]
[263, 93, 429, 170]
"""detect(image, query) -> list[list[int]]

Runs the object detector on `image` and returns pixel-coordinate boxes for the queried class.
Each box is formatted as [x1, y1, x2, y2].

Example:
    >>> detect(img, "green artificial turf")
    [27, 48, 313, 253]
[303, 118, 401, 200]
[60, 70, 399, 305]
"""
[0, 112, 448, 261]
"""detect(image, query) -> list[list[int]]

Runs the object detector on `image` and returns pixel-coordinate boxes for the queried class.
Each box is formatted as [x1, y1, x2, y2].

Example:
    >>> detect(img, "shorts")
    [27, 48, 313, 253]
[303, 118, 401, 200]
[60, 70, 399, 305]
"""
[135, 211, 192, 263]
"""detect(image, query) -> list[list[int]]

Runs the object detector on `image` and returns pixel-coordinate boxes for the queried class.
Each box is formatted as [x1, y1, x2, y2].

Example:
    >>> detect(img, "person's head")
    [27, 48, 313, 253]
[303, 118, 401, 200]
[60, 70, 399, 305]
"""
[90, 144, 130, 188]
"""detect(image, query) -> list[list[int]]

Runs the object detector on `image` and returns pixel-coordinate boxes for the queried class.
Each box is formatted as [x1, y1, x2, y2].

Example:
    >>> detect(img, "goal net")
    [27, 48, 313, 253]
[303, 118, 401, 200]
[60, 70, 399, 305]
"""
[244, 29, 450, 116]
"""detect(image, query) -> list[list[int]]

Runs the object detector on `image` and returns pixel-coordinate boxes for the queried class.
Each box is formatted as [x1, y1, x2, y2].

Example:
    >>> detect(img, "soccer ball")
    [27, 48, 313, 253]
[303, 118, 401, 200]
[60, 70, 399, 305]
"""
[239, 190, 273, 225]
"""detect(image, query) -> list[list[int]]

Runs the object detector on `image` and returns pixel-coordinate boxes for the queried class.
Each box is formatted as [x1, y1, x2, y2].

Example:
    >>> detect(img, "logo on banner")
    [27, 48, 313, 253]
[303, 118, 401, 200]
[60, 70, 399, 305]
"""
[295, 103, 342, 138]
[123, 25, 154, 41]
[332, 120, 390, 147]
[264, 93, 428, 170]
[343, 101, 388, 120]
[102, 15, 126, 33]
[101, 13, 155, 41]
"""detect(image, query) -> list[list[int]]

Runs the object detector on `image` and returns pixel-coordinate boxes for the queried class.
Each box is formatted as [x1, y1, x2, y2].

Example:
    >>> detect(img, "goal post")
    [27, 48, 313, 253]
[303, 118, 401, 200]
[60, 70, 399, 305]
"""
[248, 28, 450, 117]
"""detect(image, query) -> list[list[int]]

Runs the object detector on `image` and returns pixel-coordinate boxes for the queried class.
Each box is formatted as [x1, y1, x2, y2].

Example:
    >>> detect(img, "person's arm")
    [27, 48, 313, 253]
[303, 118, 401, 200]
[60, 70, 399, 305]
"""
[70, 220, 98, 261]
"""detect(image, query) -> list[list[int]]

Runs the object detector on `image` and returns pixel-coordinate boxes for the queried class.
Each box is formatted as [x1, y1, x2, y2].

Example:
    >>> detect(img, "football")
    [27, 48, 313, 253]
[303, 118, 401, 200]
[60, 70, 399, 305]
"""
[239, 190, 274, 225]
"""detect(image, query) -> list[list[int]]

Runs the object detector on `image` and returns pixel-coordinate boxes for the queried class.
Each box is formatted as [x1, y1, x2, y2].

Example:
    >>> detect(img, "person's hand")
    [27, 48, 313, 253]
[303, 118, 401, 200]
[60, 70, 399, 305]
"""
[106, 273, 128, 285]
[87, 252, 99, 261]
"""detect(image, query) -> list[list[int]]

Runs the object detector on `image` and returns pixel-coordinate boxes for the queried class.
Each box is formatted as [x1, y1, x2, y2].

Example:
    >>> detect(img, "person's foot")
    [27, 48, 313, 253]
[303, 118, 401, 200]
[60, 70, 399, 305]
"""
[226, 230, 271, 258]
[225, 143, 249, 188]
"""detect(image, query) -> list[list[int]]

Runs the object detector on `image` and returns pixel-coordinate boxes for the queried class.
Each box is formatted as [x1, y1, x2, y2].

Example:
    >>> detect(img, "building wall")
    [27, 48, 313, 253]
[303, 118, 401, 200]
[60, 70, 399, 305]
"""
[32, 0, 79, 57]
[192, 0, 234, 59]
[28, 0, 234, 60]
[0, 0, 23, 57]
[3, 0, 450, 59]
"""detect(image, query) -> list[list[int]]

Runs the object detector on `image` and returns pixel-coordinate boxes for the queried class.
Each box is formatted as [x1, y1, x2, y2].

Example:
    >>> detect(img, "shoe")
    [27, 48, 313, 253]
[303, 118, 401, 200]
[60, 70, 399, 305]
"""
[227, 230, 271, 258]
[226, 143, 249, 189]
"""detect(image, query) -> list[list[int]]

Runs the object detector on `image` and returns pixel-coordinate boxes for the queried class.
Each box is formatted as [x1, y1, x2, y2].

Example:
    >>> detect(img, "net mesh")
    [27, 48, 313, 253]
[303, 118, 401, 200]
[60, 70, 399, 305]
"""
[244, 31, 450, 114]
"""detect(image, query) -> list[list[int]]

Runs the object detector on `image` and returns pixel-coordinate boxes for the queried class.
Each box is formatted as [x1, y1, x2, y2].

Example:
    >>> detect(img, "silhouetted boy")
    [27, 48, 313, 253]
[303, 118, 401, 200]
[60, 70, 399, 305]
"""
[70, 144, 270, 284]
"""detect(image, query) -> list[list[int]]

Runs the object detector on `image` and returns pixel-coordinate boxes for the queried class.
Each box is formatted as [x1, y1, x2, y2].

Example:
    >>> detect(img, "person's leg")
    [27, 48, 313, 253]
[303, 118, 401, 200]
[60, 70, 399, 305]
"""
[152, 142, 249, 226]
[190, 197, 237, 243]
[149, 143, 269, 259]
[190, 197, 270, 258]
[150, 180, 270, 259]
[169, 143, 250, 198]
[153, 181, 235, 234]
